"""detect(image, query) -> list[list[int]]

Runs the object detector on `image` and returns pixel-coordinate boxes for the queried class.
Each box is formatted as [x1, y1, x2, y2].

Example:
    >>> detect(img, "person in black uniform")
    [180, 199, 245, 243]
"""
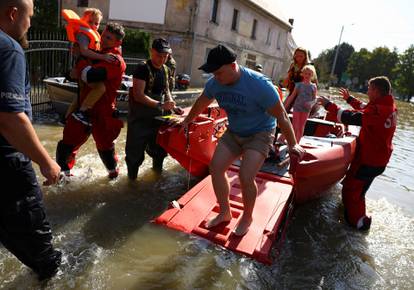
[125, 38, 182, 180]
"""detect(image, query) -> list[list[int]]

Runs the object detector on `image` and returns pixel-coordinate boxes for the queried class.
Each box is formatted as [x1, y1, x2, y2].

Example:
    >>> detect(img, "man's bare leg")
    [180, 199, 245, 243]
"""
[233, 149, 265, 236]
[206, 142, 239, 228]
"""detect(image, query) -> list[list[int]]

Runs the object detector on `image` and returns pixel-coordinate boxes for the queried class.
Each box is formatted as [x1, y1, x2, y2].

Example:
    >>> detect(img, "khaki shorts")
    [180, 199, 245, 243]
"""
[219, 129, 275, 158]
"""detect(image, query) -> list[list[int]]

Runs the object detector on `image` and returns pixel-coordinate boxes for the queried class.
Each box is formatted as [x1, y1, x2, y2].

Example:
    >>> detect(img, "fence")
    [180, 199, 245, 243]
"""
[26, 30, 144, 113]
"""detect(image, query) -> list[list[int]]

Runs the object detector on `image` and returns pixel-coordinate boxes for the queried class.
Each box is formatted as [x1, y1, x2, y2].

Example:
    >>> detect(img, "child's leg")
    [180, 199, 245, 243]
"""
[292, 111, 309, 143]
[79, 82, 106, 111]
[65, 98, 78, 118]
[65, 81, 84, 118]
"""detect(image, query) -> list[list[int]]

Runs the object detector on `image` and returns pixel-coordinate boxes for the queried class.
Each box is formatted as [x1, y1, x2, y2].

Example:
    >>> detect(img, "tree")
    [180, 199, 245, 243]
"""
[347, 48, 371, 90]
[368, 47, 399, 79]
[122, 28, 150, 57]
[395, 45, 414, 101]
[313, 42, 355, 85]
[32, 0, 59, 30]
[313, 50, 331, 85]
[331, 42, 355, 85]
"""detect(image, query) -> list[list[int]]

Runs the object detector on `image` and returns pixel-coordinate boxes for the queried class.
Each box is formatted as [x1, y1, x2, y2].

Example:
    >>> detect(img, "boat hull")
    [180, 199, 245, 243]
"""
[154, 105, 357, 263]
[157, 107, 357, 203]
[43, 77, 202, 117]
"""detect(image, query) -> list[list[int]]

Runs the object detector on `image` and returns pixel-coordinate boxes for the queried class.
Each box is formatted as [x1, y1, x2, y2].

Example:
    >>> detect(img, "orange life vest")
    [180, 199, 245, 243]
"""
[61, 9, 101, 51]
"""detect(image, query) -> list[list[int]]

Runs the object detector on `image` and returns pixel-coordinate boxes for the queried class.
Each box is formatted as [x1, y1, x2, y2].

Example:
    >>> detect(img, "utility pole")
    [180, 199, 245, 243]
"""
[330, 25, 344, 81]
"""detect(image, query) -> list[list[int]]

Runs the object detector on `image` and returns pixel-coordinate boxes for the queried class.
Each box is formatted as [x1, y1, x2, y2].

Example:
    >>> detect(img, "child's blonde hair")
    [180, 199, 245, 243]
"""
[82, 8, 103, 20]
[301, 64, 318, 82]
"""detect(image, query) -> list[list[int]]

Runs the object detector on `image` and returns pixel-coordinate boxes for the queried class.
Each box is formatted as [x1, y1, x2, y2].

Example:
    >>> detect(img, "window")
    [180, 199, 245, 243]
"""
[276, 32, 281, 49]
[251, 19, 257, 39]
[77, 0, 88, 7]
[266, 27, 271, 45]
[245, 53, 257, 69]
[211, 0, 219, 23]
[231, 9, 239, 31]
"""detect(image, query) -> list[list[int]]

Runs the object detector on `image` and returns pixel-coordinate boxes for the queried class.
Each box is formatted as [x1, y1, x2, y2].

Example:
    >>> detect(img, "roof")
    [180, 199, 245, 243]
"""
[246, 0, 292, 29]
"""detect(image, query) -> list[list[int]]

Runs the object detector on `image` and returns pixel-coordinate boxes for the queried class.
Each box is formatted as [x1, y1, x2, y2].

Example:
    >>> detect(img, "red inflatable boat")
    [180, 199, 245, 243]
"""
[154, 105, 357, 263]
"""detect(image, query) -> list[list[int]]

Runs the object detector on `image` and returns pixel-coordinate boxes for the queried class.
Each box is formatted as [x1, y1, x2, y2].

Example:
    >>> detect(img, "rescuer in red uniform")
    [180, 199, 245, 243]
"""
[318, 76, 397, 231]
[56, 23, 126, 179]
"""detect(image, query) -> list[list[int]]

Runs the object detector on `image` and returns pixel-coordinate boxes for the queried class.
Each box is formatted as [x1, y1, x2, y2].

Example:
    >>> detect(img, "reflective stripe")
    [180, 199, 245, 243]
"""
[79, 26, 93, 33]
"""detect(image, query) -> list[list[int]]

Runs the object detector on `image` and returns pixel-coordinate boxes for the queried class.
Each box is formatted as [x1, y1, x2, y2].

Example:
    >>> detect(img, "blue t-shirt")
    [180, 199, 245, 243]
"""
[0, 29, 32, 152]
[204, 66, 279, 136]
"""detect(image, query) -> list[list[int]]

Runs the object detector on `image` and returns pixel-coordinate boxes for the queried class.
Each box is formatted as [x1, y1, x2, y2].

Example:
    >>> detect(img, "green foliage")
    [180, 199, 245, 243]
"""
[394, 45, 414, 101]
[315, 42, 413, 98]
[313, 50, 331, 84]
[346, 48, 371, 89]
[368, 47, 399, 79]
[32, 0, 58, 30]
[121, 28, 150, 58]
[345, 47, 399, 91]
[331, 43, 355, 84]
[313, 42, 354, 85]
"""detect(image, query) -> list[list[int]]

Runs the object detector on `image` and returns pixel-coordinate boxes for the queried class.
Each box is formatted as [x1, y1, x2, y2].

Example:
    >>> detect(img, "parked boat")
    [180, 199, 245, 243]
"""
[154, 105, 357, 263]
[43, 76, 202, 117]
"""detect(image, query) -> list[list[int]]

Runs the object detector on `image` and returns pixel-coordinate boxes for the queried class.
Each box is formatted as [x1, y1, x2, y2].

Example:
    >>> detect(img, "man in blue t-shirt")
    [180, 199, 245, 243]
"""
[181, 45, 305, 236]
[0, 0, 61, 280]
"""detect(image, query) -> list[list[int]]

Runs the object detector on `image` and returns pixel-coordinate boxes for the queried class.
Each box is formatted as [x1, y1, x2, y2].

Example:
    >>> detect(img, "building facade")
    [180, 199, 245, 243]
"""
[62, 0, 296, 86]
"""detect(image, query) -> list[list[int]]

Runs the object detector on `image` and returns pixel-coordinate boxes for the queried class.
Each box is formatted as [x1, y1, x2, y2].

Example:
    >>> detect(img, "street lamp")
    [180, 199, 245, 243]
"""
[330, 25, 344, 80]
[330, 24, 354, 82]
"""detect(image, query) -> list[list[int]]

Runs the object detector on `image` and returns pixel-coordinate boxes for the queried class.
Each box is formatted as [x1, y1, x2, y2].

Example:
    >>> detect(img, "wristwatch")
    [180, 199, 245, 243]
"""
[157, 102, 164, 109]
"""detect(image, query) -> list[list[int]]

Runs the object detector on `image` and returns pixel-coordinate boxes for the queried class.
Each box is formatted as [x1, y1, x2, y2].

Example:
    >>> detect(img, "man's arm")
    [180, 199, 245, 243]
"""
[0, 112, 60, 185]
[131, 78, 175, 111]
[77, 33, 115, 63]
[181, 93, 214, 126]
[267, 101, 297, 148]
[317, 96, 362, 126]
[282, 87, 297, 111]
[339, 88, 366, 110]
[79, 54, 122, 84]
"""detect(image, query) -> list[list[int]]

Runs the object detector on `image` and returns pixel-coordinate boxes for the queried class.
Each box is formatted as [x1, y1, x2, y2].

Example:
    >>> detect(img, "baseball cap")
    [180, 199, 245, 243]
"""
[199, 44, 237, 73]
[152, 38, 172, 54]
[255, 63, 263, 72]
[255, 64, 263, 72]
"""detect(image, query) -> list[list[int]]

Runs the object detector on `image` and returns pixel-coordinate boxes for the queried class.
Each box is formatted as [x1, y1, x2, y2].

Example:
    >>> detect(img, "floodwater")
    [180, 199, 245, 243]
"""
[1, 97, 413, 290]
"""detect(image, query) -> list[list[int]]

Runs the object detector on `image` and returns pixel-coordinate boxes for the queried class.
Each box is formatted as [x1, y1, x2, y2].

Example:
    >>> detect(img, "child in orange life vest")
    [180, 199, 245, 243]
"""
[281, 65, 318, 143]
[69, 8, 116, 126]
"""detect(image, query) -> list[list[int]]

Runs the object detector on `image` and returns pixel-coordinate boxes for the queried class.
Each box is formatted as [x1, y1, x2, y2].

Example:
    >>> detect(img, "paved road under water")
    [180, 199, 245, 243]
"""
[1, 95, 413, 289]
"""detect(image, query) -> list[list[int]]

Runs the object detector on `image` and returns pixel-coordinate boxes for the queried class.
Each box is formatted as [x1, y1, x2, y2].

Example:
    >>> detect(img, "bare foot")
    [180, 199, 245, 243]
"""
[233, 216, 253, 236]
[205, 212, 232, 229]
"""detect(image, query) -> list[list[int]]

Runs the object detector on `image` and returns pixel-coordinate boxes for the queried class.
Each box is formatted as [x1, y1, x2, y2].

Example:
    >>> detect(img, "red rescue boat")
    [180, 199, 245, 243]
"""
[154, 105, 357, 263]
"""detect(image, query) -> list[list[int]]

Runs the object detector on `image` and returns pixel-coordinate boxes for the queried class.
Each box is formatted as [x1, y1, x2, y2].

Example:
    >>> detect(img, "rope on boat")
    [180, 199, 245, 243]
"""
[185, 124, 192, 191]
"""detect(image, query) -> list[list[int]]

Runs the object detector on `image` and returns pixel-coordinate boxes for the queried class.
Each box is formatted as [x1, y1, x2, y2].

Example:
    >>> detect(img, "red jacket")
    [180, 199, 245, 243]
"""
[77, 46, 126, 113]
[325, 95, 397, 167]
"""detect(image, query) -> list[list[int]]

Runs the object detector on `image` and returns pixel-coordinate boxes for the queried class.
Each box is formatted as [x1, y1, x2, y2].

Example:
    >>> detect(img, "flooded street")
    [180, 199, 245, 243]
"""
[1, 98, 413, 289]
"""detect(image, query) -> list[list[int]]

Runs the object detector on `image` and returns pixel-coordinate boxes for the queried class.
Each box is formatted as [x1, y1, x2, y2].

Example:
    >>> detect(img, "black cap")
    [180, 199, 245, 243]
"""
[152, 38, 172, 53]
[198, 44, 237, 73]
[255, 64, 263, 72]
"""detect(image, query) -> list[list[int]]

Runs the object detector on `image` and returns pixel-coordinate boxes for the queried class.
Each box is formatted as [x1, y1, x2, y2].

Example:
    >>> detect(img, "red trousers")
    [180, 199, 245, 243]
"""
[341, 160, 385, 227]
[56, 110, 123, 172]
